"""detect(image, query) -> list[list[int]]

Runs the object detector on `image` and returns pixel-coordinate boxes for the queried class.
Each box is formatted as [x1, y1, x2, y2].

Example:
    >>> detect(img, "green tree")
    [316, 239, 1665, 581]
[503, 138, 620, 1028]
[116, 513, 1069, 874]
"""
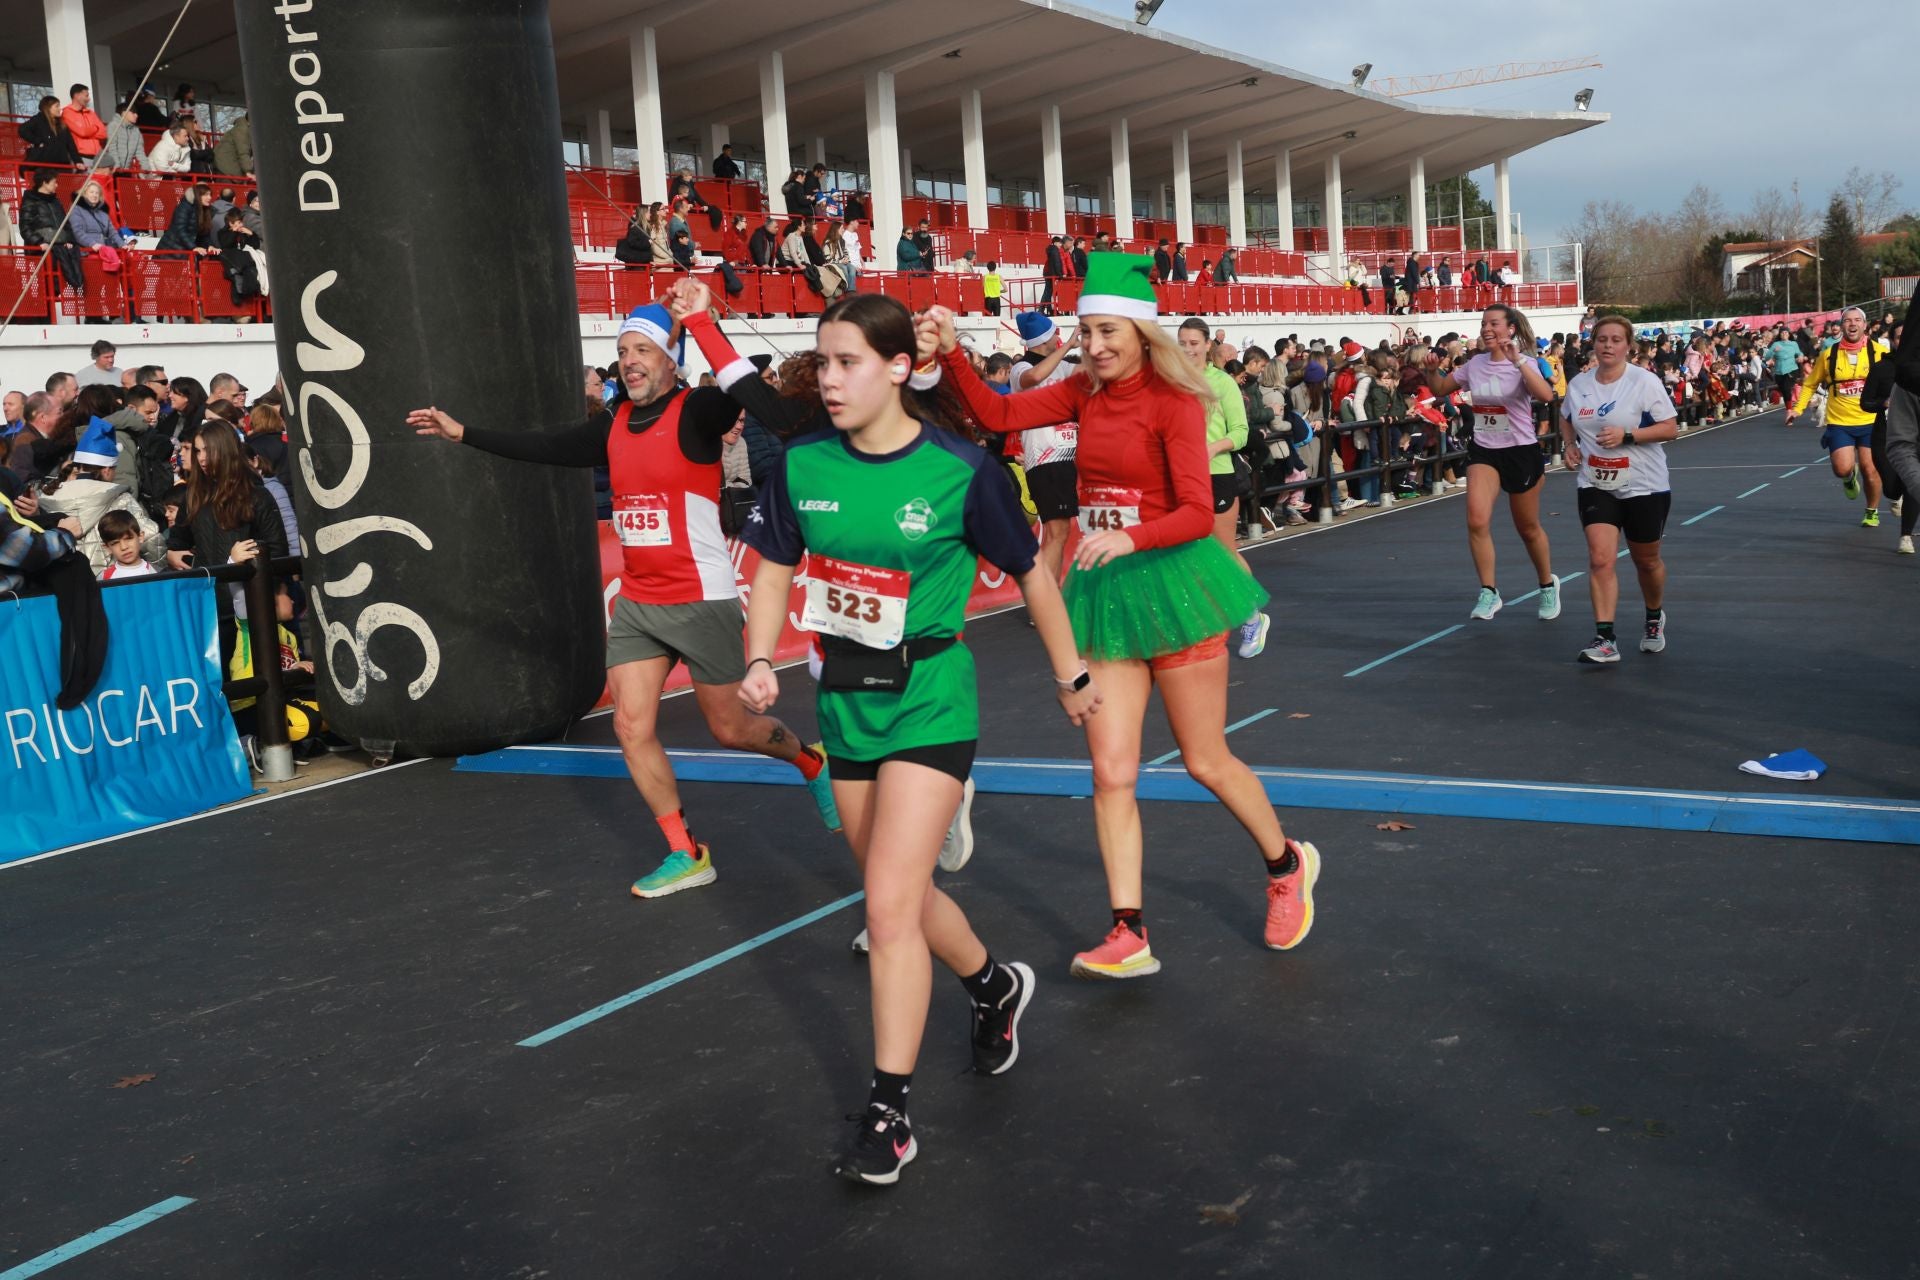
[1817, 195, 1873, 307]
[1427, 174, 1495, 248]
[1877, 229, 1920, 279]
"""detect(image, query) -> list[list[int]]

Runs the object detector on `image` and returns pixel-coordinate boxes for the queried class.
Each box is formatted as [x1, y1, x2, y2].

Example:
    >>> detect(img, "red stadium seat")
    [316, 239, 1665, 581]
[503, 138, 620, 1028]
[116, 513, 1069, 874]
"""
[124, 250, 198, 321]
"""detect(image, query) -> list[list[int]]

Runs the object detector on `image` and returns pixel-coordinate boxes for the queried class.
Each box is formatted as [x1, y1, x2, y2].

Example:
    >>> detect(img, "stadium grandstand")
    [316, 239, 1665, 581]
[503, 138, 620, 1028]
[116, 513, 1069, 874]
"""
[1, 0, 1600, 386]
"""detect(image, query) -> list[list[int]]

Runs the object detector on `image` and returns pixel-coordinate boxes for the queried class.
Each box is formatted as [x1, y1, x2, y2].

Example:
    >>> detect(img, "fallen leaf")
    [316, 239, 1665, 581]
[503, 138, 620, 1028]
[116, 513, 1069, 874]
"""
[111, 1073, 155, 1089]
[1287, 712, 1311, 720]
[1198, 1187, 1255, 1227]
[1375, 821, 1415, 832]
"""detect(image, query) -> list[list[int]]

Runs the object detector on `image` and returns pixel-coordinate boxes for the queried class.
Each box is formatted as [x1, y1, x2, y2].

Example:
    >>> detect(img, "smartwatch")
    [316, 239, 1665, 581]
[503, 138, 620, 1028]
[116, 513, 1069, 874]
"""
[1055, 668, 1091, 693]
[1621, 430, 1636, 446]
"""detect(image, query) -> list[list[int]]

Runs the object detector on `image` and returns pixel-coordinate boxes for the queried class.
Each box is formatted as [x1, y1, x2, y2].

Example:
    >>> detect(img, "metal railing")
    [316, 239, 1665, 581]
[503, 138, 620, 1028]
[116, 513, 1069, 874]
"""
[98, 552, 303, 782]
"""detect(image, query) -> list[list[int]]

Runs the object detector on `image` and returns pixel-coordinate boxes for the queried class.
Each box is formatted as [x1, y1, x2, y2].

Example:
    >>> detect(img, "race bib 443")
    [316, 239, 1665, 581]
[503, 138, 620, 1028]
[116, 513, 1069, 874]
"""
[1078, 484, 1143, 535]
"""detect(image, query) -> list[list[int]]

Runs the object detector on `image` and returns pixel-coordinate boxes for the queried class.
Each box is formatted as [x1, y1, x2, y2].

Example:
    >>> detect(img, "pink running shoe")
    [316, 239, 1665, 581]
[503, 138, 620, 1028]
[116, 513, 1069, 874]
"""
[1263, 839, 1321, 951]
[1070, 922, 1161, 980]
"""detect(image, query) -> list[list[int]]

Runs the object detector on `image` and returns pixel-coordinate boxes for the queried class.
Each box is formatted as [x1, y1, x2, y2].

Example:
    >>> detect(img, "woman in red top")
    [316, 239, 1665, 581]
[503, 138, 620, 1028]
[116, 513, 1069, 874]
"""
[926, 253, 1322, 980]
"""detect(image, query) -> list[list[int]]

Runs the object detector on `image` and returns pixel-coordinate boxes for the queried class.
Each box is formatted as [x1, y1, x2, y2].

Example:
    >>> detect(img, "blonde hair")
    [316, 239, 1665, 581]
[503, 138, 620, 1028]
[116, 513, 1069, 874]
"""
[1074, 316, 1215, 406]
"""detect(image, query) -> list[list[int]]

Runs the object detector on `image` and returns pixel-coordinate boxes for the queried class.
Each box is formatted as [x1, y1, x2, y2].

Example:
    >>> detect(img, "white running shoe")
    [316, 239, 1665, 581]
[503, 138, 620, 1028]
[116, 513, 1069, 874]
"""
[1899, 535, 1915, 555]
[1537, 574, 1562, 621]
[1237, 612, 1271, 659]
[850, 928, 869, 954]
[1640, 610, 1667, 653]
[1470, 587, 1503, 621]
[937, 776, 977, 872]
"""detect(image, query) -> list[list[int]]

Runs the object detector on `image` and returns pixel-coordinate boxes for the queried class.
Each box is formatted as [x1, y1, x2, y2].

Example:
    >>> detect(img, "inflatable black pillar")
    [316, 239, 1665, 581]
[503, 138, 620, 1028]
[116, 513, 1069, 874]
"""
[234, 0, 604, 757]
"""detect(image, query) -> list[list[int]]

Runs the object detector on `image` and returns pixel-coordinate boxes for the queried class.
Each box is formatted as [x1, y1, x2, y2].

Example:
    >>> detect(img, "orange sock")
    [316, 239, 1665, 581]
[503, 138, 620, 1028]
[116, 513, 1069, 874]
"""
[792, 745, 824, 782]
[657, 810, 694, 853]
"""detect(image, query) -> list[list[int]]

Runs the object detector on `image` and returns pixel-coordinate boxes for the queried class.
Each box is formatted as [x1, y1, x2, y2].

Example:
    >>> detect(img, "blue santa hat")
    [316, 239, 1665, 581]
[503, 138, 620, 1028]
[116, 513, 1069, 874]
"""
[618, 303, 686, 367]
[1015, 311, 1057, 351]
[73, 416, 117, 469]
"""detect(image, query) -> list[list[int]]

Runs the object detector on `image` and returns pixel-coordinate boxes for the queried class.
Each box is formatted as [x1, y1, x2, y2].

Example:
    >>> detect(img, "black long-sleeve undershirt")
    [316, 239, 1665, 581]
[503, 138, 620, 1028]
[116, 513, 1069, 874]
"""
[461, 386, 740, 468]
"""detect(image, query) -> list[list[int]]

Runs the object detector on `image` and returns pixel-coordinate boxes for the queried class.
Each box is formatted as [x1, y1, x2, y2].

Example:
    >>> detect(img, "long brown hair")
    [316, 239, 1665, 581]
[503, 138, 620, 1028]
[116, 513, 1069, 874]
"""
[816, 292, 918, 420]
[186, 422, 255, 529]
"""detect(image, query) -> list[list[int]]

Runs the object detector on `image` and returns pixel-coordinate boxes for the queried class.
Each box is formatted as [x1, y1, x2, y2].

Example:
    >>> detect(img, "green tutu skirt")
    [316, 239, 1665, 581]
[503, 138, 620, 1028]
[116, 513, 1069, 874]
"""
[1063, 537, 1270, 663]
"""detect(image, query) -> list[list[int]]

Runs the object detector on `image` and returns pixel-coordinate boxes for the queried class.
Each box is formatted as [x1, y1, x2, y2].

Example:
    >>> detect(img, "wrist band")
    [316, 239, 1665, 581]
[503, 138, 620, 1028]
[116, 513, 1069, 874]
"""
[746, 657, 772, 672]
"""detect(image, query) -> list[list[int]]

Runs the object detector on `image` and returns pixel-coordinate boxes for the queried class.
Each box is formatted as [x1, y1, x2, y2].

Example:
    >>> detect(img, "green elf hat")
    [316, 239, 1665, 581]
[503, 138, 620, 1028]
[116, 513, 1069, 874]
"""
[1077, 252, 1159, 320]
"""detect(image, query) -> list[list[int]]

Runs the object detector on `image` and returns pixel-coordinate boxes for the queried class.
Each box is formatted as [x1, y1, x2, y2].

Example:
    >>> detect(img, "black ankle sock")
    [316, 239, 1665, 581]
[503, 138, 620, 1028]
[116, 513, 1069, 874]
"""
[1645, 607, 1662, 621]
[1596, 621, 1615, 641]
[1111, 907, 1144, 937]
[961, 955, 1015, 1007]
[1266, 845, 1299, 876]
[869, 1069, 911, 1115]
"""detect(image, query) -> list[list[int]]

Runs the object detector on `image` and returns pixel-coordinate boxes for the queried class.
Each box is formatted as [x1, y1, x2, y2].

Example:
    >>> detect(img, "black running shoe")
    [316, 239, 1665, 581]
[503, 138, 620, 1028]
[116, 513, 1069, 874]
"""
[833, 1105, 916, 1185]
[970, 961, 1035, 1076]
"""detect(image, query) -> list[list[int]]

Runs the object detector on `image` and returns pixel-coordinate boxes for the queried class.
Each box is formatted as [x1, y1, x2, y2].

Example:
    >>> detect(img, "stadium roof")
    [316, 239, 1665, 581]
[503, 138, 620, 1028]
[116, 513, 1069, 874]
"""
[14, 0, 1604, 198]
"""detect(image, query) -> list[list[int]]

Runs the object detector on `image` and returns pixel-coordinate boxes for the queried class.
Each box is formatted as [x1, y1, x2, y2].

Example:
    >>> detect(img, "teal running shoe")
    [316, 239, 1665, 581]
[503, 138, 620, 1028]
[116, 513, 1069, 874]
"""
[631, 845, 716, 898]
[807, 743, 842, 832]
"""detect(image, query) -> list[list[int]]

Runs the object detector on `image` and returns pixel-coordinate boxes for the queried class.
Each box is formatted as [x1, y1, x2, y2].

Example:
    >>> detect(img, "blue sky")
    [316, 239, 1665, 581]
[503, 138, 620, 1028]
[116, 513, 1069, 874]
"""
[1077, 0, 1920, 240]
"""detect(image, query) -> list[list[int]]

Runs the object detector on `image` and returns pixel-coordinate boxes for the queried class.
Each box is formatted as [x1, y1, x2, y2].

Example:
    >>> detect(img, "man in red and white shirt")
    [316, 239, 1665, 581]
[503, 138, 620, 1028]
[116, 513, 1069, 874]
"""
[409, 303, 840, 899]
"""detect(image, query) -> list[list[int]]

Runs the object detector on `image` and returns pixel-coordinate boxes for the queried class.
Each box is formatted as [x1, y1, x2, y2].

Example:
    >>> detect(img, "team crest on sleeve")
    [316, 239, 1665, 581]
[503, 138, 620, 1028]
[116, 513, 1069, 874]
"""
[894, 498, 938, 541]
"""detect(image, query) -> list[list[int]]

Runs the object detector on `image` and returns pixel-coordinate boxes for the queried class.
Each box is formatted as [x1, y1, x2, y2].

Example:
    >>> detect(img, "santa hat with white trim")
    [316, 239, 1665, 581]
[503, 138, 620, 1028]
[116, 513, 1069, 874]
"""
[1076, 252, 1158, 321]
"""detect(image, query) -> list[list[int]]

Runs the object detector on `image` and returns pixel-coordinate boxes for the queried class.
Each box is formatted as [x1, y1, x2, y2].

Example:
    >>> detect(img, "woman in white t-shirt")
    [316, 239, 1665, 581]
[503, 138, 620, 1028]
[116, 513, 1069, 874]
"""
[1425, 304, 1560, 621]
[1558, 313, 1681, 664]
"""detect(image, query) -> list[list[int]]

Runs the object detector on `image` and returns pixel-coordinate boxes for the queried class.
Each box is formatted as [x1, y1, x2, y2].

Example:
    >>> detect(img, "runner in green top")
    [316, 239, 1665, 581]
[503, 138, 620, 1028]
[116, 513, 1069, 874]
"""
[722, 289, 1101, 1187]
[1177, 317, 1270, 659]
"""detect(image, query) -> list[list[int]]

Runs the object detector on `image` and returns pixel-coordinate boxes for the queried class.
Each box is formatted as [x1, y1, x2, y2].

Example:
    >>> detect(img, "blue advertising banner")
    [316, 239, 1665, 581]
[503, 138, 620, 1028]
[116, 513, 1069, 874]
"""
[2, 577, 252, 865]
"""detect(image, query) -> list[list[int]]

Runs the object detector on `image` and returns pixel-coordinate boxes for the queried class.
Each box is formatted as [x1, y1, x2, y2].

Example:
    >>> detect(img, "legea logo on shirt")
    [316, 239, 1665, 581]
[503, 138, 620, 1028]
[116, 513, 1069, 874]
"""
[894, 498, 937, 541]
[798, 500, 839, 512]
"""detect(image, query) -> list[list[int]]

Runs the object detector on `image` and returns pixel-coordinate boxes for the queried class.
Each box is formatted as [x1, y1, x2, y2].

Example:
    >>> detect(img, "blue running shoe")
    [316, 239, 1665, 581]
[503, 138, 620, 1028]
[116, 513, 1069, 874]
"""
[807, 743, 842, 832]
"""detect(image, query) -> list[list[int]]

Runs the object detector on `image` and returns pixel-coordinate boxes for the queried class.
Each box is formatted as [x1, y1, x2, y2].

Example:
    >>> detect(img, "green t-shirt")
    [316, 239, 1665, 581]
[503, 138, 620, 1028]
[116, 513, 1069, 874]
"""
[746, 423, 1038, 761]
[1203, 364, 1248, 476]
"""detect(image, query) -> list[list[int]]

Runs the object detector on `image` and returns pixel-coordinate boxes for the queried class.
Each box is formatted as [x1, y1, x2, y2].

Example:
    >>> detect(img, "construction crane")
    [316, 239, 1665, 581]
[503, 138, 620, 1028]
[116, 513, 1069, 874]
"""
[1368, 56, 1602, 98]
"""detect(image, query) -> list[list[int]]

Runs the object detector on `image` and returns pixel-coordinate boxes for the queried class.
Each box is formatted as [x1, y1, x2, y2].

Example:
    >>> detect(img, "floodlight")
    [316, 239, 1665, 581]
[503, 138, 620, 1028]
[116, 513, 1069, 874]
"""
[1573, 88, 1594, 111]
[1351, 63, 1372, 88]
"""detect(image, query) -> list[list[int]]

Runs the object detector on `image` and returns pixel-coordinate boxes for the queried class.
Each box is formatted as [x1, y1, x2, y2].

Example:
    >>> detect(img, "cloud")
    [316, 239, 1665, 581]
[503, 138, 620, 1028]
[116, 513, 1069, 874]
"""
[1075, 0, 1919, 238]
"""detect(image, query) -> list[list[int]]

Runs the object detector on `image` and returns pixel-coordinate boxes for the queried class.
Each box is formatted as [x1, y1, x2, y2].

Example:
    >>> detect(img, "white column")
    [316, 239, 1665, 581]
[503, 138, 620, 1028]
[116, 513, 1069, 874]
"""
[1226, 139, 1246, 247]
[1040, 104, 1066, 237]
[760, 51, 793, 196]
[811, 136, 827, 168]
[705, 123, 729, 168]
[588, 109, 614, 169]
[89, 44, 115, 112]
[1324, 151, 1345, 268]
[1171, 129, 1193, 244]
[43, 0, 90, 102]
[1274, 150, 1294, 252]
[1109, 118, 1133, 243]
[864, 70, 903, 265]
[960, 88, 988, 230]
[1494, 156, 1513, 252]
[629, 27, 668, 205]
[1409, 155, 1428, 253]
[1152, 185, 1167, 221]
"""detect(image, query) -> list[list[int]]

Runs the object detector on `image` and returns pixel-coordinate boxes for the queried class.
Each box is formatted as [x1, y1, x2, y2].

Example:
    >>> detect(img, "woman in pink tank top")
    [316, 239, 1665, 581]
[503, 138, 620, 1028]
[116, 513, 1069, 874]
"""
[1425, 305, 1561, 623]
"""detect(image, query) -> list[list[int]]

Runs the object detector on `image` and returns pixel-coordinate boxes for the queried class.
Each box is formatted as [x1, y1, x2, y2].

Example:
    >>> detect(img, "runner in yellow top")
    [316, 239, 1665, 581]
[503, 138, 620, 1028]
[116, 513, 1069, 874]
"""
[1787, 306, 1893, 527]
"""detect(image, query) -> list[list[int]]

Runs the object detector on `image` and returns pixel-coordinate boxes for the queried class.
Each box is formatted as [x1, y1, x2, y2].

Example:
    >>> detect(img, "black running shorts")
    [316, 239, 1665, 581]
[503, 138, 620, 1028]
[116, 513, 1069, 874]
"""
[1211, 472, 1243, 513]
[1024, 460, 1078, 522]
[829, 739, 977, 784]
[1577, 487, 1671, 544]
[1465, 439, 1546, 494]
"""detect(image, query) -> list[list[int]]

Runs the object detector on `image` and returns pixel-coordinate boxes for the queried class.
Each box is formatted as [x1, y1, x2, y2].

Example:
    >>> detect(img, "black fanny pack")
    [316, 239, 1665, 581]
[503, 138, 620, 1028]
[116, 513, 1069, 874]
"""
[818, 634, 958, 693]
